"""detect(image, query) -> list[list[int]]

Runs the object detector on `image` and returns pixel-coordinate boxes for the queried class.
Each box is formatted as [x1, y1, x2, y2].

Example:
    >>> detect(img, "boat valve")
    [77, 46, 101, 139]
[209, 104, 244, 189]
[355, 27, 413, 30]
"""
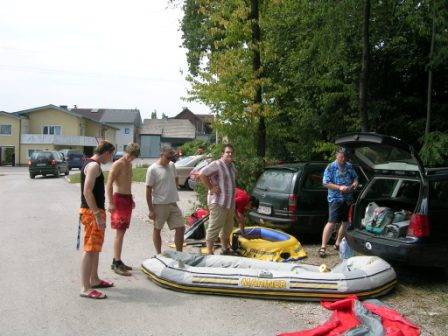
[259, 270, 273, 278]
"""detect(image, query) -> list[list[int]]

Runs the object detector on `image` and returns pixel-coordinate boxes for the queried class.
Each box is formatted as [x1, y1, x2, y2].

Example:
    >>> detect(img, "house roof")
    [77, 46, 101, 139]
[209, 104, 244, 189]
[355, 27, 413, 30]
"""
[173, 108, 213, 123]
[0, 111, 23, 119]
[14, 104, 119, 130]
[72, 108, 142, 126]
[140, 119, 196, 139]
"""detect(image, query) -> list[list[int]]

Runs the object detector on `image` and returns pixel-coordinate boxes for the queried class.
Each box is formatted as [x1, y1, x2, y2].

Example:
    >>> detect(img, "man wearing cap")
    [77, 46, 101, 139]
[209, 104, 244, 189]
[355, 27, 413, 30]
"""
[319, 148, 358, 258]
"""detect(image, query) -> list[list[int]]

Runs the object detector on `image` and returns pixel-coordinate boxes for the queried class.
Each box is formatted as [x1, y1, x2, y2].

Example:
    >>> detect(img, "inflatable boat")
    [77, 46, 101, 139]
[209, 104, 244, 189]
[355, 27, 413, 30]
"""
[231, 227, 307, 262]
[141, 251, 397, 301]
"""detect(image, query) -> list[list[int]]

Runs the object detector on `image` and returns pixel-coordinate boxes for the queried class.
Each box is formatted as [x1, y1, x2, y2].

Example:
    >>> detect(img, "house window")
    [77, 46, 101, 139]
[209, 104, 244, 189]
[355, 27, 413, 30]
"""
[43, 125, 61, 135]
[124, 128, 130, 134]
[0, 125, 12, 135]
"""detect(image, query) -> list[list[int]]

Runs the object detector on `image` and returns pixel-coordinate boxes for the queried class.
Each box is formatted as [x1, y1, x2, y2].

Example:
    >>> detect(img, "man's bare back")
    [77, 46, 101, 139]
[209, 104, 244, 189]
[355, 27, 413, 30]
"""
[110, 158, 133, 194]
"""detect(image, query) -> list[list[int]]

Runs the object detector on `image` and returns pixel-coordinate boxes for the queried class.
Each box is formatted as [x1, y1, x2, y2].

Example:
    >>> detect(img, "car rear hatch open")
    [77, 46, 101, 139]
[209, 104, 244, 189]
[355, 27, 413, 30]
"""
[336, 133, 429, 240]
[335, 133, 426, 178]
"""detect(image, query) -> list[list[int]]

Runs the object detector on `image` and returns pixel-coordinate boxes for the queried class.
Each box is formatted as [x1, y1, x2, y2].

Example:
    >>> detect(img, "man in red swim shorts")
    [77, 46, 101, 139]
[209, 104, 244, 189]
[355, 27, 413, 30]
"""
[106, 143, 140, 276]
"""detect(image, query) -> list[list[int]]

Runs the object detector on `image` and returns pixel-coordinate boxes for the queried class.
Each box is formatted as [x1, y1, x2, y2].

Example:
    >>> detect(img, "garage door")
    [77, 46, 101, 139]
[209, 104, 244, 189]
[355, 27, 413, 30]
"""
[140, 135, 161, 158]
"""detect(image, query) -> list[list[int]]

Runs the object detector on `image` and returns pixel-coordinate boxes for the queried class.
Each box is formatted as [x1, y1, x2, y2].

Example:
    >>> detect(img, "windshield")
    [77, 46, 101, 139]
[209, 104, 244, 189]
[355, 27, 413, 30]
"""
[355, 145, 418, 171]
[255, 169, 296, 193]
[32, 152, 52, 160]
[175, 156, 201, 167]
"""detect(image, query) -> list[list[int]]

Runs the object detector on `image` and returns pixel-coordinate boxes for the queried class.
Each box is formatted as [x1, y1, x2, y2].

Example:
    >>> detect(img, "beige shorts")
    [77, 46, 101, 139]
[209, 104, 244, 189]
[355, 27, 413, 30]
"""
[153, 203, 184, 230]
[206, 203, 234, 242]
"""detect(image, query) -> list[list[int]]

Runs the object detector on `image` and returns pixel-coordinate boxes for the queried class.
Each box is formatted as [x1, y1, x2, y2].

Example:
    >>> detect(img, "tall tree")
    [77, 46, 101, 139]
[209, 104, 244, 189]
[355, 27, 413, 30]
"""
[425, 0, 436, 135]
[251, 0, 265, 157]
[151, 110, 158, 119]
[359, 0, 370, 132]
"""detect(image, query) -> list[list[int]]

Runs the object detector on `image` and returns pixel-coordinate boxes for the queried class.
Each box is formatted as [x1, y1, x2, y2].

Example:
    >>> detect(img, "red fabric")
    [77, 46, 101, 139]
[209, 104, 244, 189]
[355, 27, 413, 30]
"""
[235, 188, 251, 215]
[111, 193, 133, 230]
[278, 296, 420, 336]
[186, 208, 209, 226]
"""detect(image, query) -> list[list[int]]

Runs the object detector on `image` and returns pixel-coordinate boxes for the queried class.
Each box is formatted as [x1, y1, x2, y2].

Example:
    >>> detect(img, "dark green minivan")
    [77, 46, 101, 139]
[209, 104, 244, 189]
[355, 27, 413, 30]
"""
[248, 162, 367, 236]
[28, 151, 69, 179]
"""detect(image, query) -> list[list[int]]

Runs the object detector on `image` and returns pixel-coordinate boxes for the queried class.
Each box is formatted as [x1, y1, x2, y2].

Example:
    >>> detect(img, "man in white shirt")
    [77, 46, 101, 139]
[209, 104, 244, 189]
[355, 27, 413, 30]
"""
[145, 146, 185, 254]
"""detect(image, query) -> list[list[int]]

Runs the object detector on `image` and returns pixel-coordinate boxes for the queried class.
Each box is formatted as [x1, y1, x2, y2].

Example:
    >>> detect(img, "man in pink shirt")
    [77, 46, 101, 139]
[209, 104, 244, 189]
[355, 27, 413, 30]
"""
[199, 144, 237, 255]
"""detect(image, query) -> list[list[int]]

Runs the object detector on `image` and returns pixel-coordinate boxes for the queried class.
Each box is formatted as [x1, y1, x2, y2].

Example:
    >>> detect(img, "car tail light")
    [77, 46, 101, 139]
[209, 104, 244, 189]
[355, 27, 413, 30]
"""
[288, 194, 297, 214]
[50, 160, 57, 166]
[407, 213, 430, 238]
[348, 204, 354, 223]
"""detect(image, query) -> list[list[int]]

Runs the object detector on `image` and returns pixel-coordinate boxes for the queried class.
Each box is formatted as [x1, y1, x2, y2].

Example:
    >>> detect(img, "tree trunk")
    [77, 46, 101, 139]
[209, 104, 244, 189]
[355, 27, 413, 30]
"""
[359, 0, 370, 132]
[426, 1, 436, 135]
[251, 0, 265, 157]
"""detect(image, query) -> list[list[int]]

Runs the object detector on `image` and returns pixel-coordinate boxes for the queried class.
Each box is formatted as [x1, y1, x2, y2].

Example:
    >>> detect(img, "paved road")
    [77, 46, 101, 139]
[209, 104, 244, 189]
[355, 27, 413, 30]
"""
[0, 167, 327, 336]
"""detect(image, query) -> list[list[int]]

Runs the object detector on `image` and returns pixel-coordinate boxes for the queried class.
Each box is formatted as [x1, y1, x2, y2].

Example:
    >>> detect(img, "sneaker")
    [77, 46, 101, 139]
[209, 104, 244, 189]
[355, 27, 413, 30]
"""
[112, 263, 131, 276]
[120, 261, 132, 271]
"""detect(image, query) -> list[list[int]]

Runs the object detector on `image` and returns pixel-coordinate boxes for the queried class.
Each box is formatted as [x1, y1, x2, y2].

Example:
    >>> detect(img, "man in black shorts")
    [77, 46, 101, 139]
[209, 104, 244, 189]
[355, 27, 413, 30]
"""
[319, 148, 358, 258]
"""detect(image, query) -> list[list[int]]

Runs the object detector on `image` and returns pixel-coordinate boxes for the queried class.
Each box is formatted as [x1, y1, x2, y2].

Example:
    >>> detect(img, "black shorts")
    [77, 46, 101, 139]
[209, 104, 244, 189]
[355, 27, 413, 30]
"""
[328, 201, 350, 223]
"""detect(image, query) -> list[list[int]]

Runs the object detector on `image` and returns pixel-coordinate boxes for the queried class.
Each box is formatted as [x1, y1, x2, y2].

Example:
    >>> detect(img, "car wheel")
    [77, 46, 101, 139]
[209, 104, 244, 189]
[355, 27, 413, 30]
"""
[184, 177, 192, 190]
[30, 173, 35, 179]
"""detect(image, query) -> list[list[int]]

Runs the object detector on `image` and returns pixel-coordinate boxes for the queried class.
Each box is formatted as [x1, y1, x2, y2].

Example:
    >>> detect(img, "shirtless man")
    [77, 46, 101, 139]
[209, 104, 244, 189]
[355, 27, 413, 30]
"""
[106, 143, 140, 276]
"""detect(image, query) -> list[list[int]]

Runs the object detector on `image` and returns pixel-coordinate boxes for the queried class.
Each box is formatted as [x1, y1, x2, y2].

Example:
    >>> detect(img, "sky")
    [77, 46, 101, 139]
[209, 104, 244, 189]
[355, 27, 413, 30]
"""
[0, 0, 209, 119]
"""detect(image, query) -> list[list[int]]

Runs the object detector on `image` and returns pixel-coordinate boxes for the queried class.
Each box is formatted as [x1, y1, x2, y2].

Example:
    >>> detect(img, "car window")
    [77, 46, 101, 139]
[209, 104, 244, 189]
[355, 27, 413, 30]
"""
[175, 156, 200, 167]
[255, 169, 296, 193]
[364, 178, 420, 203]
[32, 152, 52, 160]
[303, 168, 325, 189]
[430, 180, 448, 210]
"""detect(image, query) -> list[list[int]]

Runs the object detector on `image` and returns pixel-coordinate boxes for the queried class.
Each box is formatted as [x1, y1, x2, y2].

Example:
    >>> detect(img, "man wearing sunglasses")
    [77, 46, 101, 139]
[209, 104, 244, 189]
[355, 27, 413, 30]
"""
[145, 146, 185, 254]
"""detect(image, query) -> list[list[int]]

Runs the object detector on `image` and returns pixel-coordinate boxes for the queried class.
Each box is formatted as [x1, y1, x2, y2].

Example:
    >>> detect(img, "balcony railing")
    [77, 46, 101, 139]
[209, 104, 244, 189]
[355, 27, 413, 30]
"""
[21, 134, 99, 147]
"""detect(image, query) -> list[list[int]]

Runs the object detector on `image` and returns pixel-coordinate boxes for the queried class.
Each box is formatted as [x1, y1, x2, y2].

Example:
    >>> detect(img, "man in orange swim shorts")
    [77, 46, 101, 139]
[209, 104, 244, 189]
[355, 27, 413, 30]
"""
[106, 143, 140, 276]
[79, 140, 115, 300]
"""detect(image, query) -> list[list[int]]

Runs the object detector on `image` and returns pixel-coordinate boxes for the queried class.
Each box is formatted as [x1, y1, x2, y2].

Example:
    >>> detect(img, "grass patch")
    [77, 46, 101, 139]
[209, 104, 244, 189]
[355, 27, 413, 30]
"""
[68, 167, 147, 184]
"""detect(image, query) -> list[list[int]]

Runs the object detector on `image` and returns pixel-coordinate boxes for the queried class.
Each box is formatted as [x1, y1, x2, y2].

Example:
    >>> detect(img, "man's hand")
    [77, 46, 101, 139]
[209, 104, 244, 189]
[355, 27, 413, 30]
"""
[108, 203, 116, 213]
[338, 185, 350, 193]
[210, 185, 220, 195]
[351, 181, 359, 190]
[238, 221, 245, 232]
[148, 208, 156, 221]
[94, 211, 106, 230]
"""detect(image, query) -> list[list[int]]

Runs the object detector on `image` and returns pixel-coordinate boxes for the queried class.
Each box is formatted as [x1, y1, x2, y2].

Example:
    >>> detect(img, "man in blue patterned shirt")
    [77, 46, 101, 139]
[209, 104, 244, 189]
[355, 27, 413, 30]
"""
[319, 147, 358, 258]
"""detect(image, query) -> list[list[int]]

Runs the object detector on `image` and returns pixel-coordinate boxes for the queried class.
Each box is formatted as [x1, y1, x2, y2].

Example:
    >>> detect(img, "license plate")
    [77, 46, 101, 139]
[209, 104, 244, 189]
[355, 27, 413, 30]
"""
[258, 205, 271, 215]
[37, 163, 46, 167]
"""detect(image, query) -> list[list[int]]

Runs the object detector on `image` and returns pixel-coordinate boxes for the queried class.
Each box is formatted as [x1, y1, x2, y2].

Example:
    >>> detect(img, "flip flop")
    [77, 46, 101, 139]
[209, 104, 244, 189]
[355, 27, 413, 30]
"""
[318, 247, 327, 258]
[91, 280, 114, 288]
[80, 289, 107, 299]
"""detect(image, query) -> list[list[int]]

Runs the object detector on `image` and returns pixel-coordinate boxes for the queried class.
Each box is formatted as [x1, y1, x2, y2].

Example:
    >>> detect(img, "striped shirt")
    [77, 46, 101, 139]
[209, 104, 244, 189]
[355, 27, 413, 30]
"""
[201, 158, 237, 209]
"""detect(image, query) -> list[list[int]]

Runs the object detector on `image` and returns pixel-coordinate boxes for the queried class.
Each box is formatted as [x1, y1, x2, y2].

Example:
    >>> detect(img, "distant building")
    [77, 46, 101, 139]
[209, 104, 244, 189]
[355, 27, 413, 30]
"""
[139, 119, 196, 157]
[0, 104, 117, 165]
[172, 108, 214, 142]
[72, 108, 142, 152]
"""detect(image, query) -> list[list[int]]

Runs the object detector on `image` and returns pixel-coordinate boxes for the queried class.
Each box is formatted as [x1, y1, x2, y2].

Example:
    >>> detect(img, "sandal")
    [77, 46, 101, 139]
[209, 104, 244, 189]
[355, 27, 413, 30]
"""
[318, 247, 327, 258]
[91, 280, 114, 289]
[80, 289, 107, 299]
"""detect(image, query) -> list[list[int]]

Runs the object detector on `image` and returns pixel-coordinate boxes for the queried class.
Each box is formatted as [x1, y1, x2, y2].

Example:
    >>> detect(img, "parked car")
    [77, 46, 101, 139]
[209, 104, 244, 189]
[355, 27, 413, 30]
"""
[336, 132, 448, 267]
[29, 151, 69, 179]
[187, 157, 213, 190]
[248, 162, 368, 236]
[113, 151, 124, 162]
[175, 155, 205, 189]
[59, 151, 85, 170]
